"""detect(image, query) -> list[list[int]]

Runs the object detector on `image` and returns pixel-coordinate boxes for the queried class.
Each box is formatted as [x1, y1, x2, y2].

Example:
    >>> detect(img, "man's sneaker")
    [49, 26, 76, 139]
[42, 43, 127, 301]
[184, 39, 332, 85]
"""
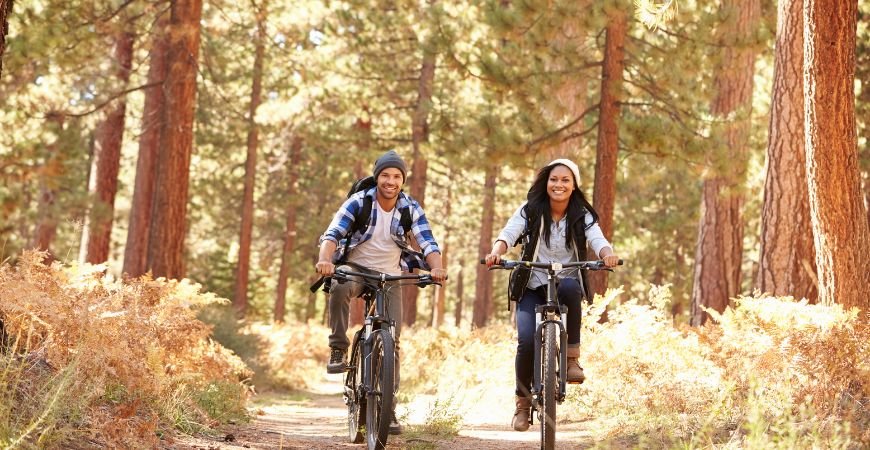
[388, 413, 404, 435]
[326, 347, 347, 374]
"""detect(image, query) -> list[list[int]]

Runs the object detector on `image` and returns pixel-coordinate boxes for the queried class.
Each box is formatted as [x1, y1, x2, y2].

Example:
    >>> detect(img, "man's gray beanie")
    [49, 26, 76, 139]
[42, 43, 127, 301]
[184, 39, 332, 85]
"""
[372, 150, 407, 182]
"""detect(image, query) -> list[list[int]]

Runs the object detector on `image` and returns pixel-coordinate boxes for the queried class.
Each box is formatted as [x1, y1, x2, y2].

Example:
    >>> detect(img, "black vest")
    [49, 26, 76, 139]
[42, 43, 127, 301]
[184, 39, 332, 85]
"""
[507, 213, 592, 304]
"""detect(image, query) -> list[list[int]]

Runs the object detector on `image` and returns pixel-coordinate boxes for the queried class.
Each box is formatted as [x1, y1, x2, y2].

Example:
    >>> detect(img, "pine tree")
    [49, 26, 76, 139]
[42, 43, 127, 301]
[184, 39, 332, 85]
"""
[148, 0, 203, 279]
[756, 0, 816, 301]
[233, 0, 269, 317]
[803, 0, 870, 310]
[86, 19, 134, 264]
[691, 0, 761, 326]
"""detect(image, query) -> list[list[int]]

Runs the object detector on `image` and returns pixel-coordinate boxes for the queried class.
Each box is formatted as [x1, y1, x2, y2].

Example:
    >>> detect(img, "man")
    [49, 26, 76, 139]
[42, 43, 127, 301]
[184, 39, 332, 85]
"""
[315, 149, 447, 434]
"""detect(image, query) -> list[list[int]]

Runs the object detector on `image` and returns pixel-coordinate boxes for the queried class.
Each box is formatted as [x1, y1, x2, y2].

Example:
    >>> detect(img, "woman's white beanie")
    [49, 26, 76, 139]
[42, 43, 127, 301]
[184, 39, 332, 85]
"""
[547, 158, 581, 188]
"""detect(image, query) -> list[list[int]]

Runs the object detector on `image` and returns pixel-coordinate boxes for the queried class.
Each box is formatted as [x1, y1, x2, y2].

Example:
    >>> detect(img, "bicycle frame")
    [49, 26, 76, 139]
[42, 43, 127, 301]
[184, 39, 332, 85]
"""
[531, 267, 569, 405]
[484, 258, 622, 447]
[332, 268, 439, 450]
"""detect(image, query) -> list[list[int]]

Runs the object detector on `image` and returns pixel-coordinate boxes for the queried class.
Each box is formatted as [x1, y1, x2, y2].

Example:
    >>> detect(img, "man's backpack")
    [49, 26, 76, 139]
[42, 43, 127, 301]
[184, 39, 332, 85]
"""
[339, 176, 413, 260]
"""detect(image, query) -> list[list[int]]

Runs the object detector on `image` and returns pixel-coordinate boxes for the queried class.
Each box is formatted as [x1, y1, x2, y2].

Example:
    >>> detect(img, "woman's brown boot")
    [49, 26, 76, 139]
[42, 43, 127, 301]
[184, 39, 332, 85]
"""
[512, 396, 532, 431]
[566, 347, 585, 384]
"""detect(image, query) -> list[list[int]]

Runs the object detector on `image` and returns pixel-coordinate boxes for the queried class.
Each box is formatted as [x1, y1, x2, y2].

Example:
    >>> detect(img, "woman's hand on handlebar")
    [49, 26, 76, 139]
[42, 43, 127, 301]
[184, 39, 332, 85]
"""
[483, 253, 502, 267]
[602, 254, 620, 268]
[315, 260, 335, 276]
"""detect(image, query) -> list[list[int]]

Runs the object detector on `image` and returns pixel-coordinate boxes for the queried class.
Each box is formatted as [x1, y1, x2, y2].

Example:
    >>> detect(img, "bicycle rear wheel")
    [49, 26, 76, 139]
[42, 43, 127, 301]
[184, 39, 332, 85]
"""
[345, 331, 365, 443]
[541, 321, 557, 450]
[366, 329, 395, 450]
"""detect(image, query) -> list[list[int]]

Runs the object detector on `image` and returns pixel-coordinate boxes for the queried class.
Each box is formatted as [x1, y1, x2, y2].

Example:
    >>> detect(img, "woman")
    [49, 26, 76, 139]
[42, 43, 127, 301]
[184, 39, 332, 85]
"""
[483, 159, 620, 432]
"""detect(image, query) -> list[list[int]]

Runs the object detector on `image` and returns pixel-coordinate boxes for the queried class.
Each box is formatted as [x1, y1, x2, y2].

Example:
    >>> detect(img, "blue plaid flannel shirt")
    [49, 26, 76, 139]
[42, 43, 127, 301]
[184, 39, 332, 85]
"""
[319, 187, 441, 272]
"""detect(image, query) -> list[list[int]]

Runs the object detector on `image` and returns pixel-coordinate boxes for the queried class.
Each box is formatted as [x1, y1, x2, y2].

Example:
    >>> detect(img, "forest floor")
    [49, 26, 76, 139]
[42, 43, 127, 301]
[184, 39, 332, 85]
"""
[168, 371, 608, 450]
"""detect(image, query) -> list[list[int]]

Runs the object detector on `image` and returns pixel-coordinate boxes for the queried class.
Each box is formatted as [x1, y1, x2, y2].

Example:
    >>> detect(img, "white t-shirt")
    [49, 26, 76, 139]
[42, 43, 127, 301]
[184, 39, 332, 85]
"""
[347, 201, 402, 275]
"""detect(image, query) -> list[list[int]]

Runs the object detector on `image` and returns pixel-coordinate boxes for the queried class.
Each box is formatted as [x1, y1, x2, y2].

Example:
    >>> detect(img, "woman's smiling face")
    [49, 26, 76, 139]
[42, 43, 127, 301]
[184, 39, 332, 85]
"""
[547, 165, 575, 203]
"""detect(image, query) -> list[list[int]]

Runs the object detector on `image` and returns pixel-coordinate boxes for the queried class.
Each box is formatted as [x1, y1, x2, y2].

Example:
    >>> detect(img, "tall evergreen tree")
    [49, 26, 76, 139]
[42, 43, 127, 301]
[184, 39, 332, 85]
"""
[757, 0, 816, 301]
[803, 0, 870, 310]
[275, 136, 302, 323]
[234, 0, 268, 317]
[691, 0, 761, 326]
[472, 163, 496, 329]
[86, 21, 135, 264]
[403, 36, 437, 327]
[588, 5, 627, 299]
[0, 0, 11, 78]
[147, 0, 203, 279]
[124, 12, 169, 277]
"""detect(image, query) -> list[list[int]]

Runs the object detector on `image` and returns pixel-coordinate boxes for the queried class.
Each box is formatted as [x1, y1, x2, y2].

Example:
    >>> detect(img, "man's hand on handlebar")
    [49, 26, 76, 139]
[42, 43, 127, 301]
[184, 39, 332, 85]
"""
[430, 267, 448, 283]
[315, 260, 335, 277]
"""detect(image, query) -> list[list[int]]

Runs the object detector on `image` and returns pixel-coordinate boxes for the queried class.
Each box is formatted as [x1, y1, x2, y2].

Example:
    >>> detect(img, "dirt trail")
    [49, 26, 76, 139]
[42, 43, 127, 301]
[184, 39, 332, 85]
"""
[171, 374, 597, 450]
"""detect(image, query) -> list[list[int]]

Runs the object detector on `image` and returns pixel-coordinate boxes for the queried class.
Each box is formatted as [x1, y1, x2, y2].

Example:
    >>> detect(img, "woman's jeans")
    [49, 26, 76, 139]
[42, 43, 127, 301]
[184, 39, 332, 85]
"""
[515, 277, 582, 397]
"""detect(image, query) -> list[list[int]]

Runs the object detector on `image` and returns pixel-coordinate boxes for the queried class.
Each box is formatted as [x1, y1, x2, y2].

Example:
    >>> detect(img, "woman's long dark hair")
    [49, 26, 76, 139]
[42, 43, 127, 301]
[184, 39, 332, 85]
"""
[522, 162, 600, 250]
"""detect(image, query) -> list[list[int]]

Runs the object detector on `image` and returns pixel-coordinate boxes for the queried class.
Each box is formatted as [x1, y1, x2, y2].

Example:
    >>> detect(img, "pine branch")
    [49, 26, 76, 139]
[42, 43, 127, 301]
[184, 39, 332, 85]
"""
[60, 81, 162, 118]
[526, 103, 600, 149]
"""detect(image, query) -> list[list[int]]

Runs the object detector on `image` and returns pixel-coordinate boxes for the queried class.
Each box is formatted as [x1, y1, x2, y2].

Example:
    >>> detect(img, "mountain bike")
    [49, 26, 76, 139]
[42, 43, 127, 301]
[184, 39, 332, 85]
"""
[321, 268, 440, 450]
[485, 258, 622, 450]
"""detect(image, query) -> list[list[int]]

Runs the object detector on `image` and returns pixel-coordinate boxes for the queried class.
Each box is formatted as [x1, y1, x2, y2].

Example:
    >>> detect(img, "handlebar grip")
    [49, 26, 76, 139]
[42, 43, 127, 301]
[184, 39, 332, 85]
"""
[479, 258, 486, 265]
[309, 276, 326, 293]
[618, 259, 624, 265]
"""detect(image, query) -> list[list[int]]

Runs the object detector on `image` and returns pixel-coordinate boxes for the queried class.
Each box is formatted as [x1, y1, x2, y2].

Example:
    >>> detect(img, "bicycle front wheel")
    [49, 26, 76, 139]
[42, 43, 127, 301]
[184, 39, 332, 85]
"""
[366, 329, 395, 450]
[541, 321, 558, 450]
[345, 331, 365, 443]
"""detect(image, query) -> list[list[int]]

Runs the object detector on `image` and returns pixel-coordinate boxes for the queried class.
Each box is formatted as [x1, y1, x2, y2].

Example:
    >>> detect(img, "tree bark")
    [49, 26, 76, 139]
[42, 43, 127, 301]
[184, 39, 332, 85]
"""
[454, 266, 464, 327]
[803, 0, 870, 310]
[402, 45, 437, 328]
[432, 179, 452, 328]
[234, 1, 268, 317]
[32, 112, 65, 257]
[0, 0, 12, 79]
[347, 118, 372, 326]
[275, 137, 303, 323]
[472, 165, 496, 329]
[147, 0, 203, 280]
[691, 0, 760, 326]
[757, 0, 817, 302]
[587, 8, 627, 298]
[124, 13, 169, 277]
[86, 28, 135, 264]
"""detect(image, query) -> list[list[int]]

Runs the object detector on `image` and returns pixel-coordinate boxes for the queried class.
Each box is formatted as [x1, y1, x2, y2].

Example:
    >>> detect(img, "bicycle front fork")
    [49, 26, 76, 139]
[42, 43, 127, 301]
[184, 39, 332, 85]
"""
[530, 305, 569, 406]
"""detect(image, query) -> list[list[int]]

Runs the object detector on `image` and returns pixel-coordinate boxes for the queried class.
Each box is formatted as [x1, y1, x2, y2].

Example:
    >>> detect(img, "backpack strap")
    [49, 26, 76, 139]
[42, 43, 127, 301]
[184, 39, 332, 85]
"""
[338, 195, 373, 264]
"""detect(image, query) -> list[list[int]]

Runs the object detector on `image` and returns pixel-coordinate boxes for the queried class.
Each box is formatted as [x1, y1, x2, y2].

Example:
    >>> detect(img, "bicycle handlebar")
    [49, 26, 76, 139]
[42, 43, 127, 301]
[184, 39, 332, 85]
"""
[309, 268, 442, 293]
[479, 258, 624, 271]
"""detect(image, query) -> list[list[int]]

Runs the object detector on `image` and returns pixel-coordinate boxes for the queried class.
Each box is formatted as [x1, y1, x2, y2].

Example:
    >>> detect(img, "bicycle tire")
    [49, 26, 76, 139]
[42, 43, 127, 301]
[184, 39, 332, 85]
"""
[541, 321, 557, 450]
[366, 329, 395, 450]
[345, 331, 365, 443]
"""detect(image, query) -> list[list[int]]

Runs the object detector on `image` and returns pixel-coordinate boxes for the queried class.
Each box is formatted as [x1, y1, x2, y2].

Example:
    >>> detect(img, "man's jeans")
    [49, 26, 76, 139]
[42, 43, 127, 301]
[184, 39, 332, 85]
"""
[514, 277, 582, 397]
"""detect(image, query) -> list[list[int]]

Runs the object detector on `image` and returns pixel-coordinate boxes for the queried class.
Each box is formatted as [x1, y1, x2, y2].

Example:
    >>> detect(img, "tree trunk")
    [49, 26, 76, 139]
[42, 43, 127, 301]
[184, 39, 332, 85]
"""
[275, 137, 303, 323]
[803, 0, 870, 310]
[86, 28, 135, 264]
[691, 0, 760, 326]
[348, 118, 372, 327]
[472, 165, 496, 329]
[147, 0, 203, 280]
[234, 2, 267, 317]
[124, 13, 169, 277]
[454, 265, 464, 327]
[32, 112, 65, 257]
[757, 0, 817, 302]
[0, 0, 12, 78]
[432, 180, 452, 328]
[402, 45, 437, 328]
[587, 8, 627, 298]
